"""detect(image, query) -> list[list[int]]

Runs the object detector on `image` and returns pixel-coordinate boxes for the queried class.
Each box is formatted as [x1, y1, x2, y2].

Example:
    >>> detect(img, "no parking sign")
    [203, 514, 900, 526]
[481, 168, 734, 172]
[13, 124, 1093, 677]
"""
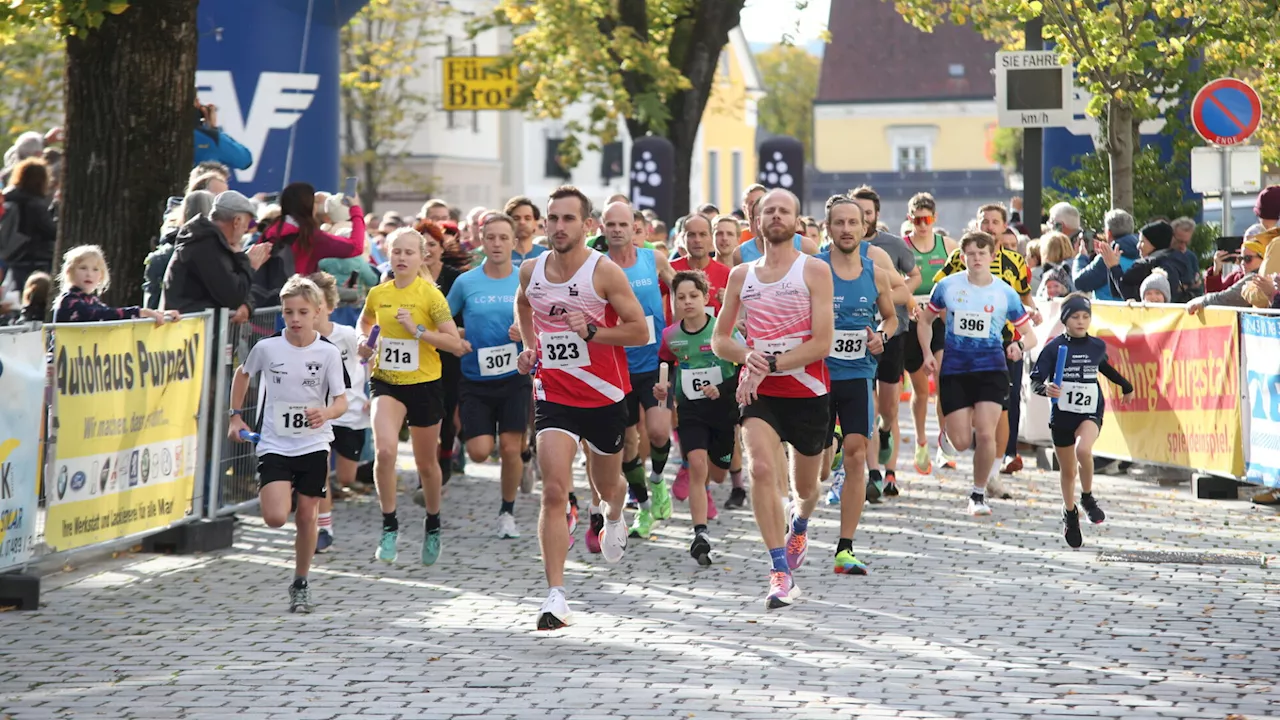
[1191, 78, 1261, 146]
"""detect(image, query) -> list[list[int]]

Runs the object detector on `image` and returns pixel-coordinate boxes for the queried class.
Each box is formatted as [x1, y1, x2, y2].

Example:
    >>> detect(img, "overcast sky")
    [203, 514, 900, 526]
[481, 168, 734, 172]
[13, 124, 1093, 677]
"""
[739, 0, 831, 44]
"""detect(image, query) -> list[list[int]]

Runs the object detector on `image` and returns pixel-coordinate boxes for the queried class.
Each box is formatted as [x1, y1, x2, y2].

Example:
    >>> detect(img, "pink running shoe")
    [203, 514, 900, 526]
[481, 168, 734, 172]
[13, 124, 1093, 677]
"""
[585, 512, 603, 554]
[765, 571, 800, 610]
[784, 526, 808, 570]
[566, 503, 579, 550]
[705, 487, 718, 520]
[672, 465, 690, 501]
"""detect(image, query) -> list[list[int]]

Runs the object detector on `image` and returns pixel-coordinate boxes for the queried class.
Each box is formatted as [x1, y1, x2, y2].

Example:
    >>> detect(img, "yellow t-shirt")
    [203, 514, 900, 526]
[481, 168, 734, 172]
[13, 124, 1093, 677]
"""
[362, 276, 455, 384]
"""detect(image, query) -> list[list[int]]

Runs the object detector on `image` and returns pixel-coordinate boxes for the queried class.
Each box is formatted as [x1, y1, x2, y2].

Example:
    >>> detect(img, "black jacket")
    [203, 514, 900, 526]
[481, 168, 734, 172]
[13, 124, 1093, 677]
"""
[2, 187, 57, 265]
[143, 228, 178, 310]
[161, 217, 255, 313]
[1107, 248, 1190, 302]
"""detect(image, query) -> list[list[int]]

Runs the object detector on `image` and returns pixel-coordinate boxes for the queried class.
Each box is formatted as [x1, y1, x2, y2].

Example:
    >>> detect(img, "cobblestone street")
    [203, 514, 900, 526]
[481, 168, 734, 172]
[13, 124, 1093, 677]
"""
[2, 425, 1278, 720]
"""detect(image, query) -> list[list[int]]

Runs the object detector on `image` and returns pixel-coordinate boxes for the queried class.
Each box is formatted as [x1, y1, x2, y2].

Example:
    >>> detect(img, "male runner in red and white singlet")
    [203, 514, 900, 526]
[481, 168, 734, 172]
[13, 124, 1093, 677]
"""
[516, 185, 650, 631]
[713, 188, 834, 611]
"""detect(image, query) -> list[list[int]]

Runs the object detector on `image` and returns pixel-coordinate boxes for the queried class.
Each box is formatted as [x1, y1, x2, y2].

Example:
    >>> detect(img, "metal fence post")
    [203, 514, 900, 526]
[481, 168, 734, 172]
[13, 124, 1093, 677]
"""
[204, 307, 232, 519]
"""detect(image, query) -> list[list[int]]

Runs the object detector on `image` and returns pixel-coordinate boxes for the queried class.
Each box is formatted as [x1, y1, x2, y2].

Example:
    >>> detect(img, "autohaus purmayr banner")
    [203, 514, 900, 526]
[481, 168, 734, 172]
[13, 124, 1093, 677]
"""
[46, 318, 205, 551]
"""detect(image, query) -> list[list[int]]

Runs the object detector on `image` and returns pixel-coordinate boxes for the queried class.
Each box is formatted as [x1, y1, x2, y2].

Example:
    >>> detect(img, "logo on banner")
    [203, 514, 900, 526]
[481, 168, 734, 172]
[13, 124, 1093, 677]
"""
[759, 151, 794, 189]
[631, 151, 662, 211]
[195, 70, 321, 183]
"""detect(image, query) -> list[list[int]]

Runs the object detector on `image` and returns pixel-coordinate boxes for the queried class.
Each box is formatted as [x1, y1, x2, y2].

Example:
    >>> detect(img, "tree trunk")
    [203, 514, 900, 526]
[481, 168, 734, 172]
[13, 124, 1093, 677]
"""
[63, 0, 199, 307]
[1106, 98, 1136, 214]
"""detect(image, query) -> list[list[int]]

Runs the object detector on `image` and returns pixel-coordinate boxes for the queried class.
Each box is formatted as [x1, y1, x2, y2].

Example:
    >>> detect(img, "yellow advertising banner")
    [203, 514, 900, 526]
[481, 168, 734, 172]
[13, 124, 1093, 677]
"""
[46, 318, 206, 550]
[1090, 303, 1243, 476]
[442, 56, 517, 111]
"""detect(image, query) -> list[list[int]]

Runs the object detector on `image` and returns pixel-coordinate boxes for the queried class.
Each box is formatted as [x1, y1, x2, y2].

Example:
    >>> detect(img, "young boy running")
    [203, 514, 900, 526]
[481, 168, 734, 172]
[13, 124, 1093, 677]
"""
[918, 232, 1037, 516]
[228, 276, 349, 612]
[1030, 293, 1134, 547]
[654, 270, 740, 565]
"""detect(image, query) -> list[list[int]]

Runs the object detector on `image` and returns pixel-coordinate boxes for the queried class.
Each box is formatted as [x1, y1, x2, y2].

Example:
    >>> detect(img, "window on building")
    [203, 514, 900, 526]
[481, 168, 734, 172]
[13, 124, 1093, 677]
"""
[731, 150, 743, 206]
[895, 145, 928, 173]
[949, 63, 965, 78]
[708, 150, 720, 207]
[719, 50, 731, 82]
[545, 138, 571, 179]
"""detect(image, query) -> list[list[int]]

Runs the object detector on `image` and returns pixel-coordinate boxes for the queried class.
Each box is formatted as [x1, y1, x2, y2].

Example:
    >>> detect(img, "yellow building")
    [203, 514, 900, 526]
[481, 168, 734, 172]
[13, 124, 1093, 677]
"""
[810, 0, 1008, 220]
[696, 27, 765, 212]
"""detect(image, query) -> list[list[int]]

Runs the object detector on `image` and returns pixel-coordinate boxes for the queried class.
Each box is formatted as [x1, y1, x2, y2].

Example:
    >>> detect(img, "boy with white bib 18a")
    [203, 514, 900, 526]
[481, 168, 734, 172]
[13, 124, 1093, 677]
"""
[228, 276, 350, 613]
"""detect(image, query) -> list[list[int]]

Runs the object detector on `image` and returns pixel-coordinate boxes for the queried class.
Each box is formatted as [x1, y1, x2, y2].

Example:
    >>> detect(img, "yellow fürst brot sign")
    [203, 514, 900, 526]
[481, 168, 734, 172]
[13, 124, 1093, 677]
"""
[442, 56, 517, 111]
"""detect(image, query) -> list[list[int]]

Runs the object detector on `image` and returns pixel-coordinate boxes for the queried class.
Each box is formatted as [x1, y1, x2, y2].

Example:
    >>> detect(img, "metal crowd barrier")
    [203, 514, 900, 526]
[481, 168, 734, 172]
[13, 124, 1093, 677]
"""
[0, 311, 216, 575]
[207, 306, 283, 517]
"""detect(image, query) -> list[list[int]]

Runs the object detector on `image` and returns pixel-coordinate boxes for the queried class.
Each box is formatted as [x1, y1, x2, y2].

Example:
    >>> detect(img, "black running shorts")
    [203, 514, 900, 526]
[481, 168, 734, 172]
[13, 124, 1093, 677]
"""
[904, 317, 946, 374]
[258, 451, 329, 498]
[535, 400, 628, 455]
[459, 375, 533, 440]
[370, 379, 444, 428]
[741, 394, 830, 457]
[938, 370, 1009, 416]
[330, 425, 366, 462]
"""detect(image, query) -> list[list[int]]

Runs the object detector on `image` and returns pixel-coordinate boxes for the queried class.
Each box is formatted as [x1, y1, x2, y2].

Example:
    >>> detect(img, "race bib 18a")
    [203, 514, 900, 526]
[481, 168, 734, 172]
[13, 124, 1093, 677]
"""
[275, 403, 314, 438]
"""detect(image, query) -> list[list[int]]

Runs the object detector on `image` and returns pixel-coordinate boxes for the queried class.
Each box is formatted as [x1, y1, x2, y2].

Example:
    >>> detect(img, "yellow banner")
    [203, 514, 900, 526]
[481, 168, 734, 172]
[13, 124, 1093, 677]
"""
[1091, 303, 1243, 475]
[442, 56, 517, 111]
[46, 318, 205, 550]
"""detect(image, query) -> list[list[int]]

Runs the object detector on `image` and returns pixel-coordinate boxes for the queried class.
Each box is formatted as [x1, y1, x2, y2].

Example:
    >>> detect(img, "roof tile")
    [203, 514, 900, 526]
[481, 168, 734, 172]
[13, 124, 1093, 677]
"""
[817, 1, 1001, 103]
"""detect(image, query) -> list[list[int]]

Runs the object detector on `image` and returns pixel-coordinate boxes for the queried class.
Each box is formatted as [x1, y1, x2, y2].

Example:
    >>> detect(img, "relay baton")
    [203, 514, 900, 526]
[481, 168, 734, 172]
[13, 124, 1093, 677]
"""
[1051, 344, 1068, 406]
[238, 429, 260, 444]
[362, 325, 381, 365]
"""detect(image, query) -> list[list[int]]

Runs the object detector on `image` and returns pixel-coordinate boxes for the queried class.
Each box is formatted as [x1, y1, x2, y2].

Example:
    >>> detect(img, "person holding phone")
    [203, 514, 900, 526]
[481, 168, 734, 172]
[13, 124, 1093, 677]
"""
[192, 99, 252, 171]
[1206, 228, 1256, 292]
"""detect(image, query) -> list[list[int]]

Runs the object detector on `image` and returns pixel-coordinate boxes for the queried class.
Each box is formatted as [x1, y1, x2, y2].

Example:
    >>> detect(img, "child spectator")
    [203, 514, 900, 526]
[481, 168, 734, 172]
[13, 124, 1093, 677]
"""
[21, 271, 51, 322]
[1139, 269, 1171, 304]
[53, 245, 177, 324]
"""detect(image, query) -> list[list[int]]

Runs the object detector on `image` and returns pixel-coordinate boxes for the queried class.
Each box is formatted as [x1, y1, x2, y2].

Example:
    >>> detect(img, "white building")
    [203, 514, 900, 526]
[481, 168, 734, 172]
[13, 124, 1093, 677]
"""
[375, 0, 765, 220]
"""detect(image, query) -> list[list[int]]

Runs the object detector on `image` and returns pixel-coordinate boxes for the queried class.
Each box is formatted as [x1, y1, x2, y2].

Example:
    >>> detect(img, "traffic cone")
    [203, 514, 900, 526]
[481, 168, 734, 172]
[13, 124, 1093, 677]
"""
[899, 372, 911, 402]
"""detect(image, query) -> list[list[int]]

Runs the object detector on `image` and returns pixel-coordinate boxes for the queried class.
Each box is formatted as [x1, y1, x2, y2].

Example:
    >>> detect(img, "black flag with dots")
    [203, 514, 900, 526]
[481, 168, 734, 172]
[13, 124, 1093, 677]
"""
[629, 136, 675, 225]
[757, 136, 805, 205]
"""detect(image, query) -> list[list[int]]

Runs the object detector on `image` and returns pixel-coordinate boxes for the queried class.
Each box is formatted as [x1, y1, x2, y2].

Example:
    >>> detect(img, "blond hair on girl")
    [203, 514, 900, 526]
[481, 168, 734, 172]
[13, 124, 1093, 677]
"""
[59, 245, 110, 293]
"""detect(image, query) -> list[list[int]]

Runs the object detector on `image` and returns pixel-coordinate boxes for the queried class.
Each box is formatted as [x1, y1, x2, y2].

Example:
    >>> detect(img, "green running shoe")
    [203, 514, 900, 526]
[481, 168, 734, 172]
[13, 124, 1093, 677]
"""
[422, 531, 442, 566]
[628, 508, 654, 538]
[649, 476, 673, 520]
[375, 529, 398, 563]
[833, 549, 868, 575]
[913, 442, 932, 475]
[877, 425, 894, 466]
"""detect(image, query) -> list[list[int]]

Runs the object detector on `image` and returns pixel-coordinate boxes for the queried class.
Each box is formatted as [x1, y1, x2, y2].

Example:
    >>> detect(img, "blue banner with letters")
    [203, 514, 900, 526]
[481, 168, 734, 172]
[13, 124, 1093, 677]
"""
[1241, 313, 1280, 488]
[0, 328, 45, 570]
[196, 0, 369, 195]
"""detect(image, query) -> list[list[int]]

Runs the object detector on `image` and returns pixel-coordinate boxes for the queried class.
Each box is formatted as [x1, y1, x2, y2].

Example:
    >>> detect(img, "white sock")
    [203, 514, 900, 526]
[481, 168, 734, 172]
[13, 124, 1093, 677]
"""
[588, 503, 601, 516]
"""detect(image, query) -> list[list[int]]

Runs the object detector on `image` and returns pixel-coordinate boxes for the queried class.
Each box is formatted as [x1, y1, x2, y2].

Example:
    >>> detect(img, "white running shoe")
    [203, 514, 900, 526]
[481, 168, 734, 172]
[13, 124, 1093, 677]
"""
[497, 512, 520, 539]
[986, 473, 1011, 500]
[536, 588, 573, 630]
[968, 492, 993, 516]
[600, 518, 628, 563]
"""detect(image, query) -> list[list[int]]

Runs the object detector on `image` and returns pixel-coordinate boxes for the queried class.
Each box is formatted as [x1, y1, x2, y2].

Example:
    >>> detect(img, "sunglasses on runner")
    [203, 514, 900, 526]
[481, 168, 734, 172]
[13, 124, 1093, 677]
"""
[911, 215, 934, 225]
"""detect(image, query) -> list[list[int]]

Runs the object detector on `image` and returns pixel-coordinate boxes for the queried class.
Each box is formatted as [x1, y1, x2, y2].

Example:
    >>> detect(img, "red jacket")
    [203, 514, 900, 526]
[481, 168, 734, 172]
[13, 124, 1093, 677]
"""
[263, 207, 366, 275]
